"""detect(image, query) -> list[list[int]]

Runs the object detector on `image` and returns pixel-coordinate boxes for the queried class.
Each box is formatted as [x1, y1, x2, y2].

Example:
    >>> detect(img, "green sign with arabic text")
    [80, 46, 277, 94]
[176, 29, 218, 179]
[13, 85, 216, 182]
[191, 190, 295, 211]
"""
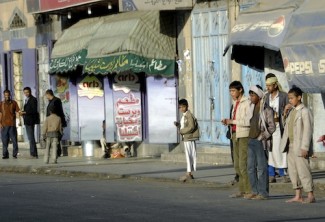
[83, 53, 175, 76]
[50, 49, 87, 73]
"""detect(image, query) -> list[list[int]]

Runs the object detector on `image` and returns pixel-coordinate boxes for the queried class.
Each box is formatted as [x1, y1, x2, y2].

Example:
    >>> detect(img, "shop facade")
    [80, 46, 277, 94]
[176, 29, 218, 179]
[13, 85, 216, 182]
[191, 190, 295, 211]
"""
[26, 0, 194, 156]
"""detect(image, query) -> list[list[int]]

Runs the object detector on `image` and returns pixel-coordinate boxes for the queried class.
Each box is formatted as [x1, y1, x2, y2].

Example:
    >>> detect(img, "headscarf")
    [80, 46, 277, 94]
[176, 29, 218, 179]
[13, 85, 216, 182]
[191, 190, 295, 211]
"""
[265, 76, 284, 92]
[249, 85, 264, 99]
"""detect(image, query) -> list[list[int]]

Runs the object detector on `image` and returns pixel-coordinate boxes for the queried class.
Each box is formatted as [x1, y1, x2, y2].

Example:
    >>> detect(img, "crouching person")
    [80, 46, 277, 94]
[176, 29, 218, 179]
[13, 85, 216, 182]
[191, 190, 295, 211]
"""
[246, 85, 275, 200]
[42, 106, 62, 164]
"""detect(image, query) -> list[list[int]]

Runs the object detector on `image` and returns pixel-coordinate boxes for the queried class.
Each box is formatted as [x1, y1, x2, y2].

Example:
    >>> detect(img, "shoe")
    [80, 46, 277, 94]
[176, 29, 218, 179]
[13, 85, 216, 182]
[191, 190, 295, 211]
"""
[282, 176, 291, 183]
[2, 156, 9, 159]
[179, 175, 194, 182]
[244, 193, 257, 199]
[229, 192, 245, 198]
[269, 176, 276, 183]
[12, 156, 17, 159]
[251, 194, 268, 200]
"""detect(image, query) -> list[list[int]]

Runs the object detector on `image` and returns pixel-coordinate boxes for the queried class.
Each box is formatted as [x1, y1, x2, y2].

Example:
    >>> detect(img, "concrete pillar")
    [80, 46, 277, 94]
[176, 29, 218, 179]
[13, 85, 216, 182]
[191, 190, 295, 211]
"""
[228, 0, 242, 82]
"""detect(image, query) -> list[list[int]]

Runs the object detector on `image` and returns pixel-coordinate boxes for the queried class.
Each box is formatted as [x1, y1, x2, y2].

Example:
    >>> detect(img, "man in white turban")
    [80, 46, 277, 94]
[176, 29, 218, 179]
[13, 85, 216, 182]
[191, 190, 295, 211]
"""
[265, 73, 290, 183]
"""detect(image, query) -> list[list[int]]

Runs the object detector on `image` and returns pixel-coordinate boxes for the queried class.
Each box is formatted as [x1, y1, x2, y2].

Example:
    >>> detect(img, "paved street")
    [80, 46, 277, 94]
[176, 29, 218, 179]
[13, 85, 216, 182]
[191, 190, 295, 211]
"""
[0, 173, 325, 222]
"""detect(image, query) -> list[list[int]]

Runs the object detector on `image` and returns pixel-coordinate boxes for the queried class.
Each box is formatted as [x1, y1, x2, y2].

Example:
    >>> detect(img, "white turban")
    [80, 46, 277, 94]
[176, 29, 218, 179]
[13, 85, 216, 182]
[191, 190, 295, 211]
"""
[249, 85, 264, 99]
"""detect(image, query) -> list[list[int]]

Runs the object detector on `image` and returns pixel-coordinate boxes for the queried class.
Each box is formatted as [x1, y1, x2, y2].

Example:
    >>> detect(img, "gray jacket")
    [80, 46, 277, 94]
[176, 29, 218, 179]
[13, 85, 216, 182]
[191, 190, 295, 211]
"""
[265, 91, 288, 134]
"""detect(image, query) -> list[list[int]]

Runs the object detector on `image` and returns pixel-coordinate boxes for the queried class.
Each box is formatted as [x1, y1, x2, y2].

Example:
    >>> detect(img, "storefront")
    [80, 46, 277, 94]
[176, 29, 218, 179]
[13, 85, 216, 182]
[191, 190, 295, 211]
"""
[49, 11, 178, 145]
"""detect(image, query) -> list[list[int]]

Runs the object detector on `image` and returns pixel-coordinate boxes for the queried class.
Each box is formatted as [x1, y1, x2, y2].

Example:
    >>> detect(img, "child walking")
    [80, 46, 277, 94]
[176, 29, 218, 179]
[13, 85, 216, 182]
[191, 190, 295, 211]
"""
[42, 106, 62, 164]
[280, 86, 315, 203]
[174, 99, 200, 182]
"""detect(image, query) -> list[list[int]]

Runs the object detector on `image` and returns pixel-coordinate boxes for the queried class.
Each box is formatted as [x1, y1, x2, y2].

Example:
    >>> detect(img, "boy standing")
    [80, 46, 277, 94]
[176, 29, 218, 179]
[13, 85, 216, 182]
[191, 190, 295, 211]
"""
[42, 107, 62, 164]
[246, 85, 275, 200]
[174, 99, 200, 182]
[222, 81, 252, 198]
[280, 86, 315, 203]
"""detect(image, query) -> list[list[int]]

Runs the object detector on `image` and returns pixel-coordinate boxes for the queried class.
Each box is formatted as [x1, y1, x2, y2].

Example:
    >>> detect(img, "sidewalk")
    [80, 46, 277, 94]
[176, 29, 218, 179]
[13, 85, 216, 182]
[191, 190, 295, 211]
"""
[1, 145, 325, 192]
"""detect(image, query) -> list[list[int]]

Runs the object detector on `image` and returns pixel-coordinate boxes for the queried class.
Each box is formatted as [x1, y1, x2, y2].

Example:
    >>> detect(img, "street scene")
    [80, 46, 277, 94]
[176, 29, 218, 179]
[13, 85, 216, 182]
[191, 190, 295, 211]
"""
[1, 163, 325, 222]
[1, 0, 325, 221]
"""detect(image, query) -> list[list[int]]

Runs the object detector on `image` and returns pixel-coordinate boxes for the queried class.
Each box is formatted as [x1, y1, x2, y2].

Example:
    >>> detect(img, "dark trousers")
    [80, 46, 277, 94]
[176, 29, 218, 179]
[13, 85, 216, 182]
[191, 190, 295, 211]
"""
[57, 134, 62, 157]
[1, 126, 19, 157]
[26, 124, 38, 157]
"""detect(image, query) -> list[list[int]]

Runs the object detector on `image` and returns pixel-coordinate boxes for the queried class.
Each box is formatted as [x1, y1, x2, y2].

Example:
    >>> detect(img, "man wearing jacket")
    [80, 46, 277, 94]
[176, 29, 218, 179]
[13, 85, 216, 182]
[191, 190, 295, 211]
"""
[0, 90, 20, 159]
[265, 73, 289, 183]
[45, 89, 67, 157]
[21, 87, 39, 158]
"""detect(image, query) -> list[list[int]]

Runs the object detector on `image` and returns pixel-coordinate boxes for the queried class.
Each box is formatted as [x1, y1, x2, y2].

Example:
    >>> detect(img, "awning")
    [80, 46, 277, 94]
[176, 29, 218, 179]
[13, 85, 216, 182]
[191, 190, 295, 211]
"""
[50, 17, 103, 73]
[50, 11, 176, 76]
[224, 0, 304, 70]
[281, 0, 325, 93]
[225, 0, 325, 94]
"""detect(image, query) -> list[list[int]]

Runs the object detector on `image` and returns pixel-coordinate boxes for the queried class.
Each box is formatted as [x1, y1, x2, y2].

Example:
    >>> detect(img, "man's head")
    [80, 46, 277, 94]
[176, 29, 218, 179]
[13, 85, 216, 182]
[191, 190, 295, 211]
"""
[45, 89, 54, 100]
[288, 86, 303, 107]
[229, 81, 244, 100]
[249, 85, 264, 105]
[23, 87, 32, 98]
[3, 90, 11, 101]
[265, 73, 281, 93]
[178, 99, 188, 113]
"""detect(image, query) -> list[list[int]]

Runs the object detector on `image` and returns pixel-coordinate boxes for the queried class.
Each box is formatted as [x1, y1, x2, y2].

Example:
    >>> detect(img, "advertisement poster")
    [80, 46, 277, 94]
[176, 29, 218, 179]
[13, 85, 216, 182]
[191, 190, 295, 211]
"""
[77, 75, 105, 140]
[113, 72, 142, 142]
[146, 76, 177, 143]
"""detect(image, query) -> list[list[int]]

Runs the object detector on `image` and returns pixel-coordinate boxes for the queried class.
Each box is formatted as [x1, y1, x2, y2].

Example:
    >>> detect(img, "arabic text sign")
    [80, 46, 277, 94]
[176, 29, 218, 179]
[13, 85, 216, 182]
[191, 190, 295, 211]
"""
[115, 92, 142, 141]
[84, 53, 174, 76]
[50, 49, 87, 73]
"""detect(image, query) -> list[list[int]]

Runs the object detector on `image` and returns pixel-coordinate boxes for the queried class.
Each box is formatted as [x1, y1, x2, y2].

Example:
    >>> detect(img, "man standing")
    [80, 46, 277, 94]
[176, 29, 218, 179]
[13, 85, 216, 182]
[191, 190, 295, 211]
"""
[0, 90, 20, 159]
[21, 87, 39, 158]
[265, 73, 290, 183]
[45, 89, 67, 157]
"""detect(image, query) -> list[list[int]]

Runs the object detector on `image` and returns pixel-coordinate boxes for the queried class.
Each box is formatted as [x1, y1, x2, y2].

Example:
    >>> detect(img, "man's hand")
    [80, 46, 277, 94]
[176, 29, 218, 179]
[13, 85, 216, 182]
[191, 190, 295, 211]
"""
[283, 104, 293, 116]
[221, 119, 232, 126]
[317, 135, 325, 146]
[174, 121, 180, 128]
[300, 149, 309, 158]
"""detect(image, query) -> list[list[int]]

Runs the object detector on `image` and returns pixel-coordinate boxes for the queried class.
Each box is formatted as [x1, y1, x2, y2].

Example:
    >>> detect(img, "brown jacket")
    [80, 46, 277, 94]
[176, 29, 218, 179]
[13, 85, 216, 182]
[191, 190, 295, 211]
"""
[180, 110, 200, 141]
[0, 100, 20, 127]
[42, 113, 62, 138]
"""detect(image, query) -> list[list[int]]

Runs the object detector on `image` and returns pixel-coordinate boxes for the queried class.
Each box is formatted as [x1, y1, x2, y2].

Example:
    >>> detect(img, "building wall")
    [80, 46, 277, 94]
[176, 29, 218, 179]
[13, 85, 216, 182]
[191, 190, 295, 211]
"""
[0, 0, 36, 50]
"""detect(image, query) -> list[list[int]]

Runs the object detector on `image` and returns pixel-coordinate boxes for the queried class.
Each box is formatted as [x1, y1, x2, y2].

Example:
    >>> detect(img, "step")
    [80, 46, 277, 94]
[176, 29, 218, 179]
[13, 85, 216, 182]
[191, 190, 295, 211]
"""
[161, 152, 233, 165]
